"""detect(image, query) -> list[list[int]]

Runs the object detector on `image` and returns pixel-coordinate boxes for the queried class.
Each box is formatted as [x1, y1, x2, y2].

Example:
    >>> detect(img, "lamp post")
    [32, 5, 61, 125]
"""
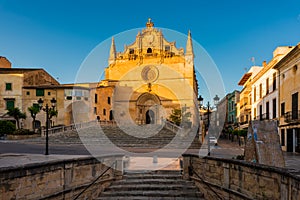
[38, 97, 57, 155]
[198, 94, 219, 156]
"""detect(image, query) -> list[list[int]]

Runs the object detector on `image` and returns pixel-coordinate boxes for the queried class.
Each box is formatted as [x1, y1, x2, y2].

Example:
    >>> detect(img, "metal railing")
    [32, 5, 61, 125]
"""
[254, 113, 270, 121]
[73, 160, 117, 200]
[284, 111, 300, 123]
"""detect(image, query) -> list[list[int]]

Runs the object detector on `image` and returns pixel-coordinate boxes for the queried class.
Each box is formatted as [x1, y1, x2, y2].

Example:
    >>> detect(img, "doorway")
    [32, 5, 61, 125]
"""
[287, 129, 294, 152]
[146, 110, 155, 124]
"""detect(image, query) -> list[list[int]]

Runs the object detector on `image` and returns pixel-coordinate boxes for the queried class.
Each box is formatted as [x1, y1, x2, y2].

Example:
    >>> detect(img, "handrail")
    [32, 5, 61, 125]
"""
[188, 164, 223, 200]
[73, 160, 117, 200]
[164, 120, 182, 133]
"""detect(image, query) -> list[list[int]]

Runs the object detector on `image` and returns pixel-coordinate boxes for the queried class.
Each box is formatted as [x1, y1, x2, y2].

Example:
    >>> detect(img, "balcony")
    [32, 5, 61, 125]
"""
[254, 113, 270, 121]
[284, 111, 300, 123]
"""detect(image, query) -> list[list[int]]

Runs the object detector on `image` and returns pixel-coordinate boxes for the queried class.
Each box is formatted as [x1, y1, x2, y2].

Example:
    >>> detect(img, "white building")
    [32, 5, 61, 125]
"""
[251, 47, 293, 121]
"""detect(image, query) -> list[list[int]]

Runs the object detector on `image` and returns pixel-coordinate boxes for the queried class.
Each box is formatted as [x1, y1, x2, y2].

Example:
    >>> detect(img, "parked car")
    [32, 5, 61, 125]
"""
[209, 136, 218, 145]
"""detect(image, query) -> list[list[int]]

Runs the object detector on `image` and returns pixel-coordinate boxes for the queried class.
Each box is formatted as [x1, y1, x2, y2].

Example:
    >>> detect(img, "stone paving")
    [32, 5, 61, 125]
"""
[1, 127, 300, 171]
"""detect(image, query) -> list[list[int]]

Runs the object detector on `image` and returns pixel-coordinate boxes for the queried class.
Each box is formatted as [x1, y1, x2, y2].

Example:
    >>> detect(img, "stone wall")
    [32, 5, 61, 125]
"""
[0, 155, 123, 200]
[183, 154, 300, 200]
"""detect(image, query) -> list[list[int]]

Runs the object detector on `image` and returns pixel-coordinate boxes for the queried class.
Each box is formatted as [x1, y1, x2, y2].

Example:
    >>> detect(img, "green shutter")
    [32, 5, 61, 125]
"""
[6, 100, 14, 110]
[5, 83, 12, 90]
[36, 89, 44, 96]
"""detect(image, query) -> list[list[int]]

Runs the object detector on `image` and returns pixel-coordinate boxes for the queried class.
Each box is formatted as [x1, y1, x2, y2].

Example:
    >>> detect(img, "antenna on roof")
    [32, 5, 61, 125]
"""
[250, 57, 255, 65]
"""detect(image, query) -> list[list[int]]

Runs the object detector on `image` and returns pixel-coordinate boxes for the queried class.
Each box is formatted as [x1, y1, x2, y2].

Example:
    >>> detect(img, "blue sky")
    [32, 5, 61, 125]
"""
[0, 0, 299, 100]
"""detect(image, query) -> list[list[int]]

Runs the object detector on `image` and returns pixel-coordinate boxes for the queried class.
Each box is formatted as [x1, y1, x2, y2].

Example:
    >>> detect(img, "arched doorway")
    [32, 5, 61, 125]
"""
[146, 110, 155, 124]
[136, 93, 161, 124]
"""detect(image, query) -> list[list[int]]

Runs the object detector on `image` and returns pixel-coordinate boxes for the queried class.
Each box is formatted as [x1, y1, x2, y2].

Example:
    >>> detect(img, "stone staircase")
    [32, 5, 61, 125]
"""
[96, 170, 204, 200]
[19, 125, 202, 149]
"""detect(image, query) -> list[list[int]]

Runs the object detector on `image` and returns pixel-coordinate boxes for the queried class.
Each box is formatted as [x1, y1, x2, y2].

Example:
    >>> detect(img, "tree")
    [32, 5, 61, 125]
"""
[0, 120, 16, 136]
[169, 108, 191, 127]
[6, 107, 26, 129]
[28, 106, 40, 130]
[49, 110, 58, 127]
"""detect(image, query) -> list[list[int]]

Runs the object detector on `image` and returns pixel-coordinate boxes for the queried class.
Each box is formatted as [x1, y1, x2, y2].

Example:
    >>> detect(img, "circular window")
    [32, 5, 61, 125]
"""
[141, 65, 159, 83]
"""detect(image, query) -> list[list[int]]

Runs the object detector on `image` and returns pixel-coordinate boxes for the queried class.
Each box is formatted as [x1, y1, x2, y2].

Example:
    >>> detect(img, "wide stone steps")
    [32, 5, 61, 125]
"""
[18, 126, 202, 149]
[96, 171, 204, 200]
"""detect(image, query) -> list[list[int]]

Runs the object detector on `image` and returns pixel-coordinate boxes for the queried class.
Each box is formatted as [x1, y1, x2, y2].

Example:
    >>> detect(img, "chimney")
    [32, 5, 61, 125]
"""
[263, 61, 267, 67]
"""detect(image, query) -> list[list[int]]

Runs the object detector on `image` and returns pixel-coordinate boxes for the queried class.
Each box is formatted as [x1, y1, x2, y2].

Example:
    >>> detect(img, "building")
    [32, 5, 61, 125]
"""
[0, 58, 98, 130]
[251, 47, 293, 122]
[97, 19, 199, 126]
[227, 90, 240, 128]
[274, 43, 300, 152]
[237, 66, 262, 130]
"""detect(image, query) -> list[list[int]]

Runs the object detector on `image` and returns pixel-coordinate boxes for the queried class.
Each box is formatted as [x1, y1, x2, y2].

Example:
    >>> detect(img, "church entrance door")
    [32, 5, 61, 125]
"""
[146, 110, 155, 124]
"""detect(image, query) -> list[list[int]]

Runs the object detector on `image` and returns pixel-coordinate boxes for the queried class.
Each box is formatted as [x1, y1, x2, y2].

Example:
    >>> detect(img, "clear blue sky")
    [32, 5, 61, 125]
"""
[0, 0, 299, 99]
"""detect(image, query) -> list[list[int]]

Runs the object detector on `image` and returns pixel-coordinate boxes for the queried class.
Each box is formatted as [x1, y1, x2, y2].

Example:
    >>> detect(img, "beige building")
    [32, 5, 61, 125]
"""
[97, 19, 198, 126]
[0, 59, 98, 130]
[274, 44, 300, 152]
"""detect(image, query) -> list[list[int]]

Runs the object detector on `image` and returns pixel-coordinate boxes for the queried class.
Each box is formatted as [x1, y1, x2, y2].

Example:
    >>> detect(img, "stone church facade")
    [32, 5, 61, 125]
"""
[96, 19, 199, 126]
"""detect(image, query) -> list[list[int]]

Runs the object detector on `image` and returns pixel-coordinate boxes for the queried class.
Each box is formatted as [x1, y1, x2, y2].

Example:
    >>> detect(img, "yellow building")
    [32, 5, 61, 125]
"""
[237, 66, 262, 129]
[97, 19, 198, 126]
[274, 44, 300, 152]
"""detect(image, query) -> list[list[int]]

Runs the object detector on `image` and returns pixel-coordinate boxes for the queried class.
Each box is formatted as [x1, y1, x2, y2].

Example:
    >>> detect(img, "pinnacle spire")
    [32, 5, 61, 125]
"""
[108, 37, 116, 65]
[186, 30, 194, 56]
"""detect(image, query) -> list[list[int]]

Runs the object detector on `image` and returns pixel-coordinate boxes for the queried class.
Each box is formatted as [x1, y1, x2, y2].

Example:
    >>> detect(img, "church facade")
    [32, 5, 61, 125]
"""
[96, 19, 199, 127]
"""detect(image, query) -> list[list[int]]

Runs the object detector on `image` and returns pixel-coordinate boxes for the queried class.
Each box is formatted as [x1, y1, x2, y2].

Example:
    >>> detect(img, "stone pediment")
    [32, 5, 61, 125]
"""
[116, 19, 184, 60]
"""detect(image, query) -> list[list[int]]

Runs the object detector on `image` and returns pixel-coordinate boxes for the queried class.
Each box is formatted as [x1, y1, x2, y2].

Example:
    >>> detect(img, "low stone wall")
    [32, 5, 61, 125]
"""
[182, 154, 300, 200]
[0, 155, 123, 200]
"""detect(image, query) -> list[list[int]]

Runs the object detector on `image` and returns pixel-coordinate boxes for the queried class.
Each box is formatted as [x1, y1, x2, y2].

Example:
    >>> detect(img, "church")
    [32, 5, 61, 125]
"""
[96, 19, 199, 127]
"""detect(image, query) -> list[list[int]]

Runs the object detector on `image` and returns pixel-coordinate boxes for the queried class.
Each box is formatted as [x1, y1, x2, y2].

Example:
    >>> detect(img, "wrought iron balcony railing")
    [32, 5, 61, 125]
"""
[284, 111, 300, 123]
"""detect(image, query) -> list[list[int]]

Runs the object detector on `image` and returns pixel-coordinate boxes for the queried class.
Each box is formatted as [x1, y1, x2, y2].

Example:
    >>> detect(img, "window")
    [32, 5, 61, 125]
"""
[108, 97, 111, 105]
[103, 109, 106, 116]
[48, 91, 51, 95]
[5, 83, 12, 91]
[165, 45, 170, 51]
[266, 101, 270, 119]
[292, 92, 298, 119]
[273, 98, 276, 119]
[75, 90, 83, 96]
[281, 129, 285, 146]
[66, 96, 72, 100]
[76, 96, 81, 100]
[281, 102, 285, 116]
[95, 94, 98, 104]
[36, 89, 44, 96]
[254, 87, 256, 102]
[6, 100, 14, 110]
[26, 91, 30, 95]
[273, 73, 276, 91]
[147, 48, 152, 53]
[129, 49, 134, 54]
[259, 83, 262, 98]
[94, 107, 97, 114]
[266, 78, 269, 94]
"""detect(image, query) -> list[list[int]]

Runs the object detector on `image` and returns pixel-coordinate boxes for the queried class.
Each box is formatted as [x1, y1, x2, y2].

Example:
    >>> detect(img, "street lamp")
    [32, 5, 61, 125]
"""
[198, 94, 219, 156]
[38, 97, 57, 155]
